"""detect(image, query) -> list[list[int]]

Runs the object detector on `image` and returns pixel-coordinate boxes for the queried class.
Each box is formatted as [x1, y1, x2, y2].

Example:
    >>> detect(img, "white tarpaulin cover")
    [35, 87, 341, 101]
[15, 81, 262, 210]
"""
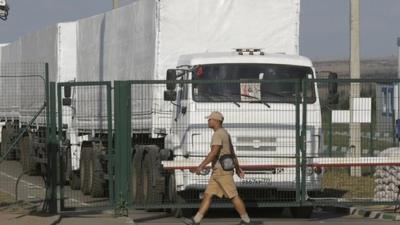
[75, 0, 300, 132]
[1, 0, 301, 132]
[0, 23, 77, 124]
[77, 0, 300, 82]
[157, 0, 300, 80]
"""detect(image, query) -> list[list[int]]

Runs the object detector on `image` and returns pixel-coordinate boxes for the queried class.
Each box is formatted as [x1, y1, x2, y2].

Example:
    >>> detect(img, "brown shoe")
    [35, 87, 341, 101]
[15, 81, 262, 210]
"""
[237, 220, 251, 225]
[183, 217, 200, 225]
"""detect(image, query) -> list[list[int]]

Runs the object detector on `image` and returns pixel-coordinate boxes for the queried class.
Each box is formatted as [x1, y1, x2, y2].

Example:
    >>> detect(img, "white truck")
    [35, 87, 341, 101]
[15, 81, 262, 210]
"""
[0, 22, 77, 175]
[71, 0, 323, 217]
[0, 0, 323, 217]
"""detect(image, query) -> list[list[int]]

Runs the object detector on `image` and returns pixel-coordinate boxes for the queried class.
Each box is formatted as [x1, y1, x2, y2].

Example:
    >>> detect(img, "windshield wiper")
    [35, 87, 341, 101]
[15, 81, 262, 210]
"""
[202, 92, 241, 108]
[262, 90, 287, 98]
[240, 94, 271, 108]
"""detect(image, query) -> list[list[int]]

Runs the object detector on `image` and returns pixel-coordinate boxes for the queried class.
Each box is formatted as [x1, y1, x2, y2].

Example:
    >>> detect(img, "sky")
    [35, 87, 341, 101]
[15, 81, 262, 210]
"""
[0, 0, 399, 60]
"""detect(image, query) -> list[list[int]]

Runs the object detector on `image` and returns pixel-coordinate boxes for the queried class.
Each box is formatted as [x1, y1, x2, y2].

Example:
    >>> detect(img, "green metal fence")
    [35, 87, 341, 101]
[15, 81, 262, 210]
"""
[307, 79, 400, 207]
[120, 78, 400, 215]
[57, 81, 113, 212]
[47, 78, 400, 215]
[0, 63, 56, 213]
[124, 79, 314, 215]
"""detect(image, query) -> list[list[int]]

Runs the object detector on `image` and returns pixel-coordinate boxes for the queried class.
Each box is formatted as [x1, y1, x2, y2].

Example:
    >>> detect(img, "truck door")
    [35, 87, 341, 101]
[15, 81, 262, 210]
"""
[172, 75, 189, 156]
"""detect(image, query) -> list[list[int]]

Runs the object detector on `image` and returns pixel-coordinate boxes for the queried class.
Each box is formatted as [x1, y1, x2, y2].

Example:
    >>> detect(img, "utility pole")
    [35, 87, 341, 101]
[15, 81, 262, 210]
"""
[350, 0, 361, 177]
[398, 37, 400, 81]
[113, 0, 119, 9]
[397, 38, 400, 123]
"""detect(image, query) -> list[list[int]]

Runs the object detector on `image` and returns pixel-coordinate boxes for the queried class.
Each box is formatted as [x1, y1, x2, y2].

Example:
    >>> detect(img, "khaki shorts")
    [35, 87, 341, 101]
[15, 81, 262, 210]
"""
[204, 174, 238, 199]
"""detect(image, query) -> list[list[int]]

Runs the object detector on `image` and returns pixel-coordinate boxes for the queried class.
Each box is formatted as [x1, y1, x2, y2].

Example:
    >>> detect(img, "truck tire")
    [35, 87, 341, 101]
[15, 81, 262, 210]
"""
[80, 144, 92, 195]
[19, 133, 37, 175]
[89, 144, 105, 197]
[2, 122, 19, 160]
[167, 173, 191, 218]
[69, 171, 81, 190]
[19, 135, 28, 171]
[0, 124, 11, 160]
[131, 146, 144, 206]
[142, 145, 165, 211]
[290, 206, 313, 218]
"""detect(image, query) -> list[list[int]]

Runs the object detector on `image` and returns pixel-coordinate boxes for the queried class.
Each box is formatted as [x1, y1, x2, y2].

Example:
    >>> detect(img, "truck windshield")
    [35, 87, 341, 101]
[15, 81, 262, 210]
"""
[192, 64, 316, 104]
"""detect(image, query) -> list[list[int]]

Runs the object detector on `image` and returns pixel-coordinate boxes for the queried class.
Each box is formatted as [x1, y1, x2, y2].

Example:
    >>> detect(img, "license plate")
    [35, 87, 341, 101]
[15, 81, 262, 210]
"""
[241, 178, 272, 184]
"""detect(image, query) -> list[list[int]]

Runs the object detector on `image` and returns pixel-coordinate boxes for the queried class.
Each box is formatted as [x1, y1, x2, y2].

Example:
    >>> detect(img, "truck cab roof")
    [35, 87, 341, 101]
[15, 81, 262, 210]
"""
[177, 52, 313, 68]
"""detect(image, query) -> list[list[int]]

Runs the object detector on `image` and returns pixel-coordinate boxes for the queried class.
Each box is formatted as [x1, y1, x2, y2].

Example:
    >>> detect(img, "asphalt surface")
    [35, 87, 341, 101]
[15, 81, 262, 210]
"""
[130, 208, 400, 225]
[0, 160, 109, 209]
[2, 160, 400, 225]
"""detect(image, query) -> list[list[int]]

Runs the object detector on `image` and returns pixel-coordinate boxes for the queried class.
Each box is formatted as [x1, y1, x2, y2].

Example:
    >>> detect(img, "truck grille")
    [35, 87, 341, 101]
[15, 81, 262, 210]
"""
[236, 136, 277, 143]
[236, 146, 276, 151]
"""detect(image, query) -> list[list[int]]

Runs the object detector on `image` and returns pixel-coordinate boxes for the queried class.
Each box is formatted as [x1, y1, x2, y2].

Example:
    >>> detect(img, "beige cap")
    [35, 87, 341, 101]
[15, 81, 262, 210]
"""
[205, 111, 224, 122]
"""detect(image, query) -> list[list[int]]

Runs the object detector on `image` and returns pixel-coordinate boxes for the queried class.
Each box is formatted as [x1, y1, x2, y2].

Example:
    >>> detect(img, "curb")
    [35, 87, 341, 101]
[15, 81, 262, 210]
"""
[49, 215, 62, 225]
[349, 207, 400, 221]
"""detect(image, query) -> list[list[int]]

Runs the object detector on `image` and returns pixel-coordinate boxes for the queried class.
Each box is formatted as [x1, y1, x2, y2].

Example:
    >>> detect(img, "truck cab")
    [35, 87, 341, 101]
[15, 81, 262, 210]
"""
[164, 49, 323, 198]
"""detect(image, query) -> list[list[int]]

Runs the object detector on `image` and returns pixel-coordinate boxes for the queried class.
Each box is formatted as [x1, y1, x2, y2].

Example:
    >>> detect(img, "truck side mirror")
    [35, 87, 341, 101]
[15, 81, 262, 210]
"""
[63, 98, 72, 106]
[166, 69, 177, 90]
[63, 85, 72, 106]
[64, 85, 72, 98]
[328, 72, 339, 105]
[164, 90, 176, 101]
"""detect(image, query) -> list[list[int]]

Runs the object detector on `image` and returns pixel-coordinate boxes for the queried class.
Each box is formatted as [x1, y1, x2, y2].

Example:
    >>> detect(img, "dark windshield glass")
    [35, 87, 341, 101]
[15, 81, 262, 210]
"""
[192, 64, 316, 103]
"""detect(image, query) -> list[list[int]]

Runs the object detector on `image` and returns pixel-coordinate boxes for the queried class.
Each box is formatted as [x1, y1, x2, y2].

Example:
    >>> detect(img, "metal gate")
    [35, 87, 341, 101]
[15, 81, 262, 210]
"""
[0, 63, 56, 213]
[117, 79, 308, 212]
[56, 81, 113, 212]
[113, 78, 400, 215]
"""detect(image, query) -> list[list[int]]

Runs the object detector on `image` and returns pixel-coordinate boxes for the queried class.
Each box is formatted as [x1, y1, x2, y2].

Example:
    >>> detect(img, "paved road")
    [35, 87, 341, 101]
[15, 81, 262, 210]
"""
[2, 160, 400, 225]
[130, 208, 400, 225]
[0, 160, 110, 209]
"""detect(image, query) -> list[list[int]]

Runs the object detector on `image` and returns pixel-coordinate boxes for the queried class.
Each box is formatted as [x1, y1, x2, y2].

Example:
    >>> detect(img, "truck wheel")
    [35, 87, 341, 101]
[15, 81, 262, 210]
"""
[22, 133, 37, 175]
[19, 134, 28, 171]
[0, 124, 10, 160]
[89, 144, 105, 197]
[2, 122, 19, 160]
[290, 206, 314, 218]
[167, 173, 190, 218]
[131, 146, 144, 206]
[142, 145, 165, 211]
[80, 144, 92, 195]
[69, 171, 81, 190]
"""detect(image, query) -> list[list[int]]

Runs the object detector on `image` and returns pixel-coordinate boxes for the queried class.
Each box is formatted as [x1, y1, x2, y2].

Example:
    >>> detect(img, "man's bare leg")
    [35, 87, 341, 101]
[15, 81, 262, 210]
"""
[198, 193, 213, 215]
[190, 193, 213, 224]
[231, 195, 251, 223]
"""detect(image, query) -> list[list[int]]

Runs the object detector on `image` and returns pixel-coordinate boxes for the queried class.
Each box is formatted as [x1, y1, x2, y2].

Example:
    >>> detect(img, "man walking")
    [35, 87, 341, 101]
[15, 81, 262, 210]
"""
[184, 111, 251, 225]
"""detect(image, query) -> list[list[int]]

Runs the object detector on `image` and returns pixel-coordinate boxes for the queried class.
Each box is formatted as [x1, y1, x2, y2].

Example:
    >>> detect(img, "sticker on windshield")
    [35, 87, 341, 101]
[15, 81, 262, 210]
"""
[240, 82, 261, 102]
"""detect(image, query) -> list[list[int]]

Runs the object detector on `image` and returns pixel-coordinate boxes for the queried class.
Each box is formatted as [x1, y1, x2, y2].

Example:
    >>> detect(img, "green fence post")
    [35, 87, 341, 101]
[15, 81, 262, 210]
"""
[369, 114, 374, 157]
[107, 83, 115, 205]
[300, 78, 308, 205]
[114, 81, 131, 215]
[295, 80, 301, 204]
[56, 83, 65, 211]
[47, 80, 58, 214]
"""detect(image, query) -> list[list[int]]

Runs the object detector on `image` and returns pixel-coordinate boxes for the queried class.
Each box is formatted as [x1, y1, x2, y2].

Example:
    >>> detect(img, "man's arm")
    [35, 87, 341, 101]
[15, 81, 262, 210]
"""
[195, 145, 221, 175]
[229, 141, 241, 171]
[232, 150, 241, 171]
